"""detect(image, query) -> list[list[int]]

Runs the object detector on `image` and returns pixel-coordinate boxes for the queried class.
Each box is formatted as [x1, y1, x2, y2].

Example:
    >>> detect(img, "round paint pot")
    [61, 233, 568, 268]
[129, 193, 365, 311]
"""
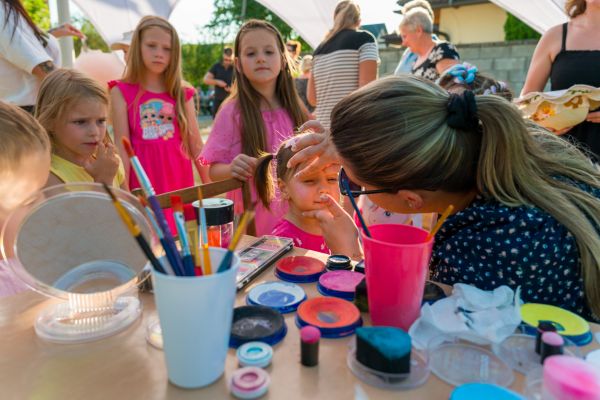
[450, 383, 525, 400]
[296, 297, 362, 338]
[520, 303, 592, 346]
[317, 270, 365, 301]
[246, 281, 306, 313]
[274, 256, 325, 283]
[326, 254, 352, 271]
[230, 305, 287, 348]
[237, 341, 273, 368]
[230, 367, 270, 399]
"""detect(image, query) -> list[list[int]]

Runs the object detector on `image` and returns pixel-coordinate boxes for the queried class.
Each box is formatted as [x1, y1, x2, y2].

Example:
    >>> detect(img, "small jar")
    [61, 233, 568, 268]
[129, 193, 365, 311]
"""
[193, 198, 234, 248]
[326, 254, 352, 271]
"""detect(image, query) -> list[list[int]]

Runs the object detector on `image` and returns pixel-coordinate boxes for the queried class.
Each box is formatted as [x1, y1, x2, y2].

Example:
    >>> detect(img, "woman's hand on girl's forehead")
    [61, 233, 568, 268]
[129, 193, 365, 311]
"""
[287, 121, 340, 179]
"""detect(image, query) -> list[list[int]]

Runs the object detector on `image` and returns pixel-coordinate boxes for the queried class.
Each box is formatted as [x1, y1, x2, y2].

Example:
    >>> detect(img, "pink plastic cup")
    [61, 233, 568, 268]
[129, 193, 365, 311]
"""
[361, 224, 433, 330]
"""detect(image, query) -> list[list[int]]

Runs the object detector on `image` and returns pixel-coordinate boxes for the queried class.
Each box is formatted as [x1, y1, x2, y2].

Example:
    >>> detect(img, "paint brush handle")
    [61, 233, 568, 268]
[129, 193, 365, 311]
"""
[182, 254, 195, 277]
[160, 237, 177, 276]
[147, 195, 185, 276]
[136, 235, 166, 274]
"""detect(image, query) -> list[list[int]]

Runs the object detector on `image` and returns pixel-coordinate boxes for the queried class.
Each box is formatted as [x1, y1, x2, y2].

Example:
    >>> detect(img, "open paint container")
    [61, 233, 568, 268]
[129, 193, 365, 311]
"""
[317, 270, 365, 301]
[230, 305, 287, 348]
[519, 303, 593, 346]
[275, 256, 325, 283]
[296, 297, 362, 338]
[246, 281, 306, 313]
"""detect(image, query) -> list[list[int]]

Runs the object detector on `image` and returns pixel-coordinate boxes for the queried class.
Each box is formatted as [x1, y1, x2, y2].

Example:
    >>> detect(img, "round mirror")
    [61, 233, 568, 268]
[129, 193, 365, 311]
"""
[1, 183, 159, 343]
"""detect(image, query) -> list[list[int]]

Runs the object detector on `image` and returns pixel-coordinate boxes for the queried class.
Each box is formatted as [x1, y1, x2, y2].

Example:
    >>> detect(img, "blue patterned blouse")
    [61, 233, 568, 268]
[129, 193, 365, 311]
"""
[430, 188, 600, 323]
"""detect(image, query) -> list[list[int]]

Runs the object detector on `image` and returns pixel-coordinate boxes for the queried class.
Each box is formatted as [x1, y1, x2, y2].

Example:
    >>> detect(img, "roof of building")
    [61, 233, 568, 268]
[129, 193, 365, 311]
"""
[360, 23, 388, 39]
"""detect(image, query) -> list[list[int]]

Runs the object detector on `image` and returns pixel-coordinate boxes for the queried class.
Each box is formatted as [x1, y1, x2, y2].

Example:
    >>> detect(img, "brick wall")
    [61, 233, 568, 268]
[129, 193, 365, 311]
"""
[378, 39, 542, 96]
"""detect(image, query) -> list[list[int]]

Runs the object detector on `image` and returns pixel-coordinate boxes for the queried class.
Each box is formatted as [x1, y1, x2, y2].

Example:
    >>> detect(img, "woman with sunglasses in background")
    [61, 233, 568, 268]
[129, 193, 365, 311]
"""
[293, 75, 600, 322]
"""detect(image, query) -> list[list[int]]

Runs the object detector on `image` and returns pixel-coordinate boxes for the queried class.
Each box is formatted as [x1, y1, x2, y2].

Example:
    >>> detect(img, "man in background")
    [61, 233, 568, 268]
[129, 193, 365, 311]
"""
[203, 47, 234, 117]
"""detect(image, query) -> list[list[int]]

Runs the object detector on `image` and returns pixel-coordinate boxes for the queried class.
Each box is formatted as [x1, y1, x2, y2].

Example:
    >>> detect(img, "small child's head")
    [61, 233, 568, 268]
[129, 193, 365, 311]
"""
[437, 63, 513, 101]
[125, 15, 181, 82]
[0, 102, 51, 224]
[255, 138, 340, 212]
[35, 69, 110, 163]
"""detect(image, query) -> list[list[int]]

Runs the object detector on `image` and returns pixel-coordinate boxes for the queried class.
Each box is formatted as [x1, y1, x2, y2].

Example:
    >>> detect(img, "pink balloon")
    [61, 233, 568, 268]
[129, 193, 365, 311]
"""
[74, 50, 125, 85]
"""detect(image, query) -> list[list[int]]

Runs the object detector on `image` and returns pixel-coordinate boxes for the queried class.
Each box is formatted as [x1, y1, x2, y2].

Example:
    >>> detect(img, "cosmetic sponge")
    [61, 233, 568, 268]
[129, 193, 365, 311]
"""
[355, 327, 411, 374]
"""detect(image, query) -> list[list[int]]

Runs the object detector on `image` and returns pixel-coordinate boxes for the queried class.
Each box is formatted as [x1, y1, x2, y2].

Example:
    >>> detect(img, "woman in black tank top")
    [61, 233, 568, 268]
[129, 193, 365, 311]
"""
[522, 0, 600, 160]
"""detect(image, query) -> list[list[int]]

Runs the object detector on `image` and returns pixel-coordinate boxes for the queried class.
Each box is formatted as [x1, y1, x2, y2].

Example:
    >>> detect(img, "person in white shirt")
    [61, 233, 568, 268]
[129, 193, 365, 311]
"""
[0, 0, 83, 111]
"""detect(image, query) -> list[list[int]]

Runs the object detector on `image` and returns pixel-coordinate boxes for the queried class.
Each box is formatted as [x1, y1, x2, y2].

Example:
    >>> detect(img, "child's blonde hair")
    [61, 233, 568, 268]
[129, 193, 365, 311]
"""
[0, 101, 50, 174]
[254, 140, 298, 209]
[230, 20, 307, 159]
[330, 74, 600, 317]
[35, 69, 110, 147]
[122, 15, 193, 158]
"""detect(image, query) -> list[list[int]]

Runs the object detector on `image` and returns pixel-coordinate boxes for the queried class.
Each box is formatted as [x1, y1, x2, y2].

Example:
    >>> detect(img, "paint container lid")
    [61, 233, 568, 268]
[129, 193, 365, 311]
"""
[192, 198, 234, 226]
[246, 281, 306, 313]
[237, 341, 273, 368]
[326, 254, 352, 271]
[317, 270, 365, 301]
[275, 256, 325, 283]
[296, 297, 362, 338]
[492, 333, 581, 375]
[428, 336, 514, 387]
[354, 260, 365, 274]
[543, 356, 600, 399]
[230, 367, 270, 399]
[450, 383, 525, 400]
[230, 305, 287, 348]
[520, 303, 592, 346]
[346, 337, 430, 390]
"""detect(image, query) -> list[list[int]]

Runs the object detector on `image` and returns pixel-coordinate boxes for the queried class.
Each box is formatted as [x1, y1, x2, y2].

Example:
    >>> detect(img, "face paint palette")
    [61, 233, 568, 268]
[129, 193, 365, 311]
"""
[296, 297, 362, 338]
[275, 256, 326, 283]
[317, 270, 365, 301]
[246, 281, 306, 313]
[230, 305, 287, 348]
[520, 303, 592, 346]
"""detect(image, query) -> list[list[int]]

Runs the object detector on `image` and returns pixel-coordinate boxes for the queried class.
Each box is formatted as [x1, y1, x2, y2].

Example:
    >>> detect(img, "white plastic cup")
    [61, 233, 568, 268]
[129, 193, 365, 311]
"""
[152, 248, 240, 388]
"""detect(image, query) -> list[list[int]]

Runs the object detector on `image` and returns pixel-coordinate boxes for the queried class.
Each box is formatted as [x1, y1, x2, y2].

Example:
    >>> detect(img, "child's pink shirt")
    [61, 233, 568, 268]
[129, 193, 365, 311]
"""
[272, 219, 330, 254]
[200, 100, 293, 235]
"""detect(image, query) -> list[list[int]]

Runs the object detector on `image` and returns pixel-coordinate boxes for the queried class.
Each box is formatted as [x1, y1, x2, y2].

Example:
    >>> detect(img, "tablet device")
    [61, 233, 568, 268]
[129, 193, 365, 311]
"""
[236, 235, 294, 290]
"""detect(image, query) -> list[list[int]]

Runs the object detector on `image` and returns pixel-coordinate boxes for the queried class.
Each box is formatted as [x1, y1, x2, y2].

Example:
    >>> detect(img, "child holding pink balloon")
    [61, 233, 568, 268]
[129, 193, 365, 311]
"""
[109, 16, 207, 194]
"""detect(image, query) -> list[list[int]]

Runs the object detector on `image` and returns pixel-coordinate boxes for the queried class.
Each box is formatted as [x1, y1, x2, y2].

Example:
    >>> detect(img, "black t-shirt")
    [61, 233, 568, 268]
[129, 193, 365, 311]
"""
[209, 62, 234, 100]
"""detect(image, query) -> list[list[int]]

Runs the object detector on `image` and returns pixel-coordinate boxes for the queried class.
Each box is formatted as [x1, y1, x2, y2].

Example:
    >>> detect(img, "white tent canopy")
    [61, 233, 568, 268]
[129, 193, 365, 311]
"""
[61, 0, 569, 61]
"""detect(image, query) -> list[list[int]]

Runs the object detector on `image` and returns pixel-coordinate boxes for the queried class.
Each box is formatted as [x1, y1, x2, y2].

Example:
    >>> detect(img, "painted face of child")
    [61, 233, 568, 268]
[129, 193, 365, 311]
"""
[141, 26, 172, 75]
[52, 98, 108, 166]
[0, 150, 50, 226]
[237, 28, 282, 86]
[280, 165, 340, 213]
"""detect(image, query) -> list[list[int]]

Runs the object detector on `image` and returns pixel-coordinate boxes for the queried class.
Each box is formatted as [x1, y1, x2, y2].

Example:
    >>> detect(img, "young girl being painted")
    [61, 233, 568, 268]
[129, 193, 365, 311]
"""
[200, 20, 308, 235]
[110, 15, 207, 194]
[255, 140, 339, 253]
[36, 69, 126, 189]
[0, 101, 51, 296]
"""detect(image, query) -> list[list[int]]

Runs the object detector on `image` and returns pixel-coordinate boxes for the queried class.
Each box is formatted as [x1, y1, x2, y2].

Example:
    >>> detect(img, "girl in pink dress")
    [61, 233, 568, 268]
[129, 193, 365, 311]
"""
[255, 139, 340, 254]
[201, 20, 308, 235]
[109, 16, 206, 195]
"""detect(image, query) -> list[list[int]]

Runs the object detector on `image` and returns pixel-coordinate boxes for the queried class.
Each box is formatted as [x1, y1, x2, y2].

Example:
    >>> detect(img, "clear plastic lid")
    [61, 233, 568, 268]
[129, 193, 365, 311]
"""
[428, 336, 514, 387]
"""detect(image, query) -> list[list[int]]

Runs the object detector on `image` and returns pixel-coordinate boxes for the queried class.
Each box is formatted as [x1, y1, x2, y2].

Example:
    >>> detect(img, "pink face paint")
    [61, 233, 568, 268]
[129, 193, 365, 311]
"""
[543, 355, 600, 400]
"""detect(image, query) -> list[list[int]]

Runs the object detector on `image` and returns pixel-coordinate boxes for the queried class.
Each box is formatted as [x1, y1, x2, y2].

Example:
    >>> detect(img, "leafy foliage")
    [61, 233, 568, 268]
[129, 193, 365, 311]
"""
[504, 13, 541, 41]
[71, 16, 109, 56]
[23, 0, 49, 30]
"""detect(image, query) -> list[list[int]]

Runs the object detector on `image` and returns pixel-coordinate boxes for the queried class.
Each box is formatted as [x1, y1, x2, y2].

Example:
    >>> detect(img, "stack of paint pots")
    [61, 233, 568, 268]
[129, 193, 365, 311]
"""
[296, 297, 362, 338]
[317, 270, 365, 301]
[230, 305, 287, 348]
[275, 256, 325, 283]
[520, 303, 593, 346]
[246, 281, 306, 314]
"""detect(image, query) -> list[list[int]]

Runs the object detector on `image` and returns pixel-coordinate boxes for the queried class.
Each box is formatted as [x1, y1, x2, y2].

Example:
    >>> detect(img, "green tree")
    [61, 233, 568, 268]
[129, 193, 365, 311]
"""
[72, 16, 109, 56]
[504, 13, 541, 41]
[206, 0, 311, 53]
[23, 0, 50, 30]
[182, 42, 227, 89]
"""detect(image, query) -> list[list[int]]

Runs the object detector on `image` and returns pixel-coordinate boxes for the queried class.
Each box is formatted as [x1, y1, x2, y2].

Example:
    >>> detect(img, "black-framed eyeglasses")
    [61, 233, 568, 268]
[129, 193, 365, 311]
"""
[338, 167, 396, 198]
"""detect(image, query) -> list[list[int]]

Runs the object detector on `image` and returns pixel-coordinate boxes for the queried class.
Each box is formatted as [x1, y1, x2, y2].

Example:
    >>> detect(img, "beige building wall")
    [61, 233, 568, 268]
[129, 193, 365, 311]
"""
[439, 3, 507, 44]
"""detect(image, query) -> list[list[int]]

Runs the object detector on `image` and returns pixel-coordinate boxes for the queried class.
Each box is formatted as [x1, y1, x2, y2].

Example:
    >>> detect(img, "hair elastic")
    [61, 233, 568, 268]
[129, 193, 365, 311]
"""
[446, 91, 479, 132]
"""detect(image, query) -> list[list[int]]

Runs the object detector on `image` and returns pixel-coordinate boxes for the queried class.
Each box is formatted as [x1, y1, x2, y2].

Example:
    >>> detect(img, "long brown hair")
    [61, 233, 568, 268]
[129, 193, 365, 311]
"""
[323, 1, 361, 43]
[566, 0, 586, 18]
[229, 19, 307, 159]
[254, 141, 297, 209]
[35, 69, 111, 149]
[2, 0, 47, 46]
[122, 16, 193, 158]
[330, 75, 600, 317]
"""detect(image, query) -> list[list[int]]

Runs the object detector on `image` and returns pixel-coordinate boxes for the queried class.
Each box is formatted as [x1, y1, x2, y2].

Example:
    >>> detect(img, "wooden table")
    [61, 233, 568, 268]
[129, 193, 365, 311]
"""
[1, 237, 598, 400]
